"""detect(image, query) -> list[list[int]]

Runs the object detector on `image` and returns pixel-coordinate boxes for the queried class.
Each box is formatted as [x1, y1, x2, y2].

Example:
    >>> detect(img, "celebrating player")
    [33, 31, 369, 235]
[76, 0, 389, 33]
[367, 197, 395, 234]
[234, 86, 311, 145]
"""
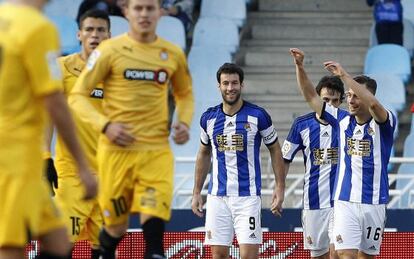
[191, 63, 285, 259]
[291, 48, 396, 259]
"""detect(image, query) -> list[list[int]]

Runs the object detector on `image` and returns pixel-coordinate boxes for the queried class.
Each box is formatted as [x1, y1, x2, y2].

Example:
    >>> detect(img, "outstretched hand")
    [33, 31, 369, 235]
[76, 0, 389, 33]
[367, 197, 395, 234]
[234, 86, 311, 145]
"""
[289, 48, 305, 66]
[323, 61, 345, 77]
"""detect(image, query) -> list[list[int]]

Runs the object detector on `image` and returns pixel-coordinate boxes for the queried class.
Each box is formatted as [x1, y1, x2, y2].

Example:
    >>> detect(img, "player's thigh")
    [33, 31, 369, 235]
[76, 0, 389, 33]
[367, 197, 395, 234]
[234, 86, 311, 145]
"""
[302, 208, 332, 251]
[359, 204, 386, 256]
[210, 245, 230, 259]
[204, 195, 234, 246]
[83, 202, 103, 247]
[54, 176, 99, 244]
[239, 244, 260, 259]
[132, 149, 174, 221]
[97, 148, 135, 227]
[232, 196, 262, 245]
[333, 201, 362, 251]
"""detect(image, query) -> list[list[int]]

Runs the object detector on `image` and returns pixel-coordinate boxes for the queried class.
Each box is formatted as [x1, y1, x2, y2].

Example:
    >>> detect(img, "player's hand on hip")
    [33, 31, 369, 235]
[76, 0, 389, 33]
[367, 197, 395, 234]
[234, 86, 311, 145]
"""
[323, 61, 345, 77]
[271, 185, 285, 217]
[79, 168, 98, 200]
[289, 48, 305, 66]
[104, 122, 136, 147]
[191, 193, 204, 217]
[172, 122, 190, 144]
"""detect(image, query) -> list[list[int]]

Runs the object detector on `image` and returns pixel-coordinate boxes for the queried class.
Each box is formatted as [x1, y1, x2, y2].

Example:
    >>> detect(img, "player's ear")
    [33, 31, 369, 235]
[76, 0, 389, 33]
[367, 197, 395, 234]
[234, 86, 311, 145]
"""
[77, 30, 81, 41]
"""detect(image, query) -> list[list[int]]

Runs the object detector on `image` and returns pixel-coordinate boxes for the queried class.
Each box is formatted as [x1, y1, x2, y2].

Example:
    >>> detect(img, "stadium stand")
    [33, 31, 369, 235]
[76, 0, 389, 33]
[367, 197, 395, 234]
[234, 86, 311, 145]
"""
[364, 44, 411, 84]
[45, 0, 82, 20]
[369, 73, 406, 112]
[48, 15, 81, 55]
[156, 15, 186, 50]
[199, 0, 247, 28]
[402, 0, 414, 26]
[369, 18, 414, 57]
[192, 17, 240, 54]
[109, 15, 128, 37]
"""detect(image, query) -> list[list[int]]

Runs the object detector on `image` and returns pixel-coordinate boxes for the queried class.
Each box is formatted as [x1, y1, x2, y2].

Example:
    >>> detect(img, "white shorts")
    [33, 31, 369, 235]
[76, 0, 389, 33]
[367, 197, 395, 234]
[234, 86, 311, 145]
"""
[302, 207, 334, 257]
[333, 200, 386, 255]
[204, 195, 262, 246]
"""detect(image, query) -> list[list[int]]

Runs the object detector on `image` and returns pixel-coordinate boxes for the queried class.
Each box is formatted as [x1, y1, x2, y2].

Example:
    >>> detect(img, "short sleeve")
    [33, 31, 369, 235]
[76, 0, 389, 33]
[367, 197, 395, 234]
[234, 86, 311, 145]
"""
[258, 108, 278, 146]
[378, 109, 397, 138]
[199, 111, 210, 146]
[282, 119, 303, 162]
[23, 22, 62, 96]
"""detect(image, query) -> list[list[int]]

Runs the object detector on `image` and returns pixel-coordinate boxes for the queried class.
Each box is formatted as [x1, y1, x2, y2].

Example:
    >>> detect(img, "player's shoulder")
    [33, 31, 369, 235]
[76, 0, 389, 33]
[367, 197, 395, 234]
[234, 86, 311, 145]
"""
[242, 101, 271, 118]
[294, 112, 316, 124]
[156, 36, 184, 56]
[58, 53, 84, 77]
[202, 104, 222, 117]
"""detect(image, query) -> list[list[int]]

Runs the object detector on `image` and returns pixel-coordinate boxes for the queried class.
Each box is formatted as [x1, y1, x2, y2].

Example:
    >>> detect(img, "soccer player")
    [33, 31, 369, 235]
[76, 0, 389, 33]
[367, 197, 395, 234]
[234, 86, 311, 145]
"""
[68, 0, 194, 258]
[191, 63, 285, 259]
[290, 48, 396, 259]
[48, 9, 110, 258]
[282, 73, 344, 259]
[0, 0, 97, 259]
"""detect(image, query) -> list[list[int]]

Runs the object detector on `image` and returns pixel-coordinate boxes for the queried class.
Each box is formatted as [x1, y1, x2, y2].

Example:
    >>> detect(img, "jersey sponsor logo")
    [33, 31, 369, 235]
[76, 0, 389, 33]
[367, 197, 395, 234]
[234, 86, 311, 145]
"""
[263, 128, 277, 142]
[355, 129, 363, 135]
[312, 147, 338, 165]
[226, 121, 234, 127]
[46, 51, 62, 80]
[346, 137, 371, 157]
[322, 131, 329, 137]
[90, 88, 104, 99]
[124, 69, 169, 84]
[86, 50, 100, 70]
[216, 134, 244, 152]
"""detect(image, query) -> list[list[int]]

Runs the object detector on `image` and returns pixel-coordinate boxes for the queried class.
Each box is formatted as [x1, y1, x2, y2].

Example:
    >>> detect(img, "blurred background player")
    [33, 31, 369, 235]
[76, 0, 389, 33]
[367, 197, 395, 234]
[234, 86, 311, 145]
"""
[291, 48, 396, 259]
[69, 0, 194, 258]
[191, 63, 285, 259]
[284, 51, 345, 259]
[45, 9, 111, 259]
[0, 0, 97, 259]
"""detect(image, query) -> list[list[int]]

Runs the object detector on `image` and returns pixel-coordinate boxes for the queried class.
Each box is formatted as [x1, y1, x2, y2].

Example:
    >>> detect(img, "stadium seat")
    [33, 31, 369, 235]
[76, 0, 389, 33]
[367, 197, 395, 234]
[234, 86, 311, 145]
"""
[45, 0, 82, 20]
[109, 15, 128, 37]
[402, 0, 414, 27]
[368, 74, 406, 112]
[369, 19, 414, 57]
[395, 128, 414, 208]
[364, 44, 411, 84]
[156, 16, 186, 50]
[48, 15, 80, 55]
[192, 18, 240, 54]
[200, 0, 247, 28]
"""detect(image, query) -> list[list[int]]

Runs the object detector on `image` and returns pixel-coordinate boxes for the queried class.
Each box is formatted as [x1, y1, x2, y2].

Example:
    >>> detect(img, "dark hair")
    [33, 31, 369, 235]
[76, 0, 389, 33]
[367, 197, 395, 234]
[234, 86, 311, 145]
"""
[353, 75, 377, 95]
[126, 0, 163, 6]
[315, 75, 345, 102]
[78, 9, 111, 31]
[216, 63, 244, 84]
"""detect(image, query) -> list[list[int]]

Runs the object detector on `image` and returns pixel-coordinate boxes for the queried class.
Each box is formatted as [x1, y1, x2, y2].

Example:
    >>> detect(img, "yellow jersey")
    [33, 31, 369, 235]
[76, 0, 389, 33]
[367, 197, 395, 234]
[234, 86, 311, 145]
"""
[55, 54, 103, 176]
[70, 34, 194, 151]
[0, 3, 62, 179]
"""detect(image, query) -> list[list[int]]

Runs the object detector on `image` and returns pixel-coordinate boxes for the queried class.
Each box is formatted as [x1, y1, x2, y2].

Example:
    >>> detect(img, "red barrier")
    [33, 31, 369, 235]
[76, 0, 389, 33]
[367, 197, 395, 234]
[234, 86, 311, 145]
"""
[26, 232, 414, 258]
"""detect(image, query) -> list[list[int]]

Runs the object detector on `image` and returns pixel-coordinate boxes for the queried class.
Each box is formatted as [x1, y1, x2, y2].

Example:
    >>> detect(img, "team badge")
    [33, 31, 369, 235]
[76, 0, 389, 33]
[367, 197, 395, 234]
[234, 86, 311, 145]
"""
[306, 236, 313, 245]
[367, 127, 375, 136]
[336, 235, 343, 244]
[244, 123, 251, 131]
[282, 142, 291, 156]
[160, 50, 169, 60]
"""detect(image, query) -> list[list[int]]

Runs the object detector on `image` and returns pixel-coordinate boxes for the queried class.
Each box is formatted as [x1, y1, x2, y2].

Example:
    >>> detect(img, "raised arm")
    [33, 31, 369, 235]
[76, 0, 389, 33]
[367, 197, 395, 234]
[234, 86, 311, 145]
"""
[324, 61, 388, 123]
[290, 48, 324, 116]
[267, 140, 286, 217]
[191, 143, 212, 217]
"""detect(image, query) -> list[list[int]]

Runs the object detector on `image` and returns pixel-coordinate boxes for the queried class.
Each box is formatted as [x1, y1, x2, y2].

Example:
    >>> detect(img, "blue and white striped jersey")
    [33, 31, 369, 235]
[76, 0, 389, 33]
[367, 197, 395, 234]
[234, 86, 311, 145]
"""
[322, 103, 396, 204]
[200, 101, 278, 196]
[282, 113, 338, 210]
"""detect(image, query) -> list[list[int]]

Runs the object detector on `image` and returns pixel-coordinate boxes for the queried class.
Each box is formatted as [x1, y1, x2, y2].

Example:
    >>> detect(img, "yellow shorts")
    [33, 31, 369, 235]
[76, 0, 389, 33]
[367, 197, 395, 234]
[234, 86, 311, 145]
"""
[0, 175, 64, 247]
[54, 175, 102, 246]
[97, 148, 174, 226]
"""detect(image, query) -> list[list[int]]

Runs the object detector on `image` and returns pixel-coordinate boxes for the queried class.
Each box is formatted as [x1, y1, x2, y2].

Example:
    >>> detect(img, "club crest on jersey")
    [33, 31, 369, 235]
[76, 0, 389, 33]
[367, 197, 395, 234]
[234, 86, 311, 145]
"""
[367, 127, 375, 136]
[90, 88, 104, 99]
[282, 142, 291, 156]
[336, 235, 343, 244]
[124, 69, 169, 84]
[160, 50, 169, 60]
[244, 123, 251, 131]
[306, 236, 313, 245]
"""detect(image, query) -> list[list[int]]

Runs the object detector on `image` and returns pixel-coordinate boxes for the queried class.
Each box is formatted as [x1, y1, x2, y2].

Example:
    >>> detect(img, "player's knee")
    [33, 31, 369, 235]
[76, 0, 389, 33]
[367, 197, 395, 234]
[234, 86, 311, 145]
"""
[105, 223, 128, 237]
[142, 217, 165, 258]
[38, 228, 71, 256]
[336, 249, 357, 259]
[310, 247, 329, 258]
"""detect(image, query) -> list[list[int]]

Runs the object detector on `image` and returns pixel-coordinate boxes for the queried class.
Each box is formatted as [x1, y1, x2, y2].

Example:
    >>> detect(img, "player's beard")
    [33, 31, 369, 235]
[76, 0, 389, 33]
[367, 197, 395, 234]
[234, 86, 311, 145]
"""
[222, 91, 241, 106]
